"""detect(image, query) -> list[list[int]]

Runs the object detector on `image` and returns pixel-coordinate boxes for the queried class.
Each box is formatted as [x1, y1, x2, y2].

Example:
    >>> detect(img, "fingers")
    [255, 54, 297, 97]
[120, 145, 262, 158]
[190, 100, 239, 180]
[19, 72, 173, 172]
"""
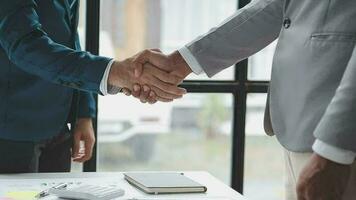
[82, 136, 95, 162]
[122, 85, 158, 104]
[131, 85, 141, 98]
[141, 64, 186, 96]
[72, 133, 81, 159]
[133, 49, 170, 77]
[148, 91, 158, 104]
[148, 75, 186, 98]
[150, 86, 180, 102]
[73, 135, 95, 163]
[122, 85, 145, 100]
[139, 85, 151, 103]
[122, 84, 158, 104]
[148, 65, 183, 85]
[130, 82, 176, 102]
[154, 95, 173, 103]
[122, 88, 131, 96]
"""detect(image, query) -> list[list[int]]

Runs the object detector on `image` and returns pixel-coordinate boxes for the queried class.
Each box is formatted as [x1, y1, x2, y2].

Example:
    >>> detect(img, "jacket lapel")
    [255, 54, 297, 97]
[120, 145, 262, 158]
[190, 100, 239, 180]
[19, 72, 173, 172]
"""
[71, 0, 80, 31]
[58, 0, 79, 47]
[58, 0, 71, 25]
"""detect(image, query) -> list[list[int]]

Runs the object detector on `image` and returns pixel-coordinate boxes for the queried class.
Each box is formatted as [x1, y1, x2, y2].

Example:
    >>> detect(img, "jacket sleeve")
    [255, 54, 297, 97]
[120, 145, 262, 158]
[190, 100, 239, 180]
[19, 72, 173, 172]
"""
[77, 91, 97, 118]
[0, 0, 110, 93]
[185, 0, 284, 77]
[314, 46, 356, 152]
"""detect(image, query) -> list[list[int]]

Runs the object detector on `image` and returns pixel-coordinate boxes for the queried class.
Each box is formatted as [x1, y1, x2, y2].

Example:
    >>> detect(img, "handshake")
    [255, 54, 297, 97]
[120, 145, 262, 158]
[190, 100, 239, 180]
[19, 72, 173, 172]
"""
[108, 49, 193, 103]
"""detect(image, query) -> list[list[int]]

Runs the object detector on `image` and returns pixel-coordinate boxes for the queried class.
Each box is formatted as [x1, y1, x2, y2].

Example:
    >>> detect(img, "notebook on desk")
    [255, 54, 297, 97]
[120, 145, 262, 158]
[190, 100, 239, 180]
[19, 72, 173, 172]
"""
[124, 172, 207, 194]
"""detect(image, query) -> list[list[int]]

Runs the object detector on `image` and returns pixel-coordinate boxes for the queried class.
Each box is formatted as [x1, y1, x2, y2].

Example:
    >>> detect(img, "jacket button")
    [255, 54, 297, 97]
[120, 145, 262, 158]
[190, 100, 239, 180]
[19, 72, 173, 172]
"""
[283, 18, 291, 29]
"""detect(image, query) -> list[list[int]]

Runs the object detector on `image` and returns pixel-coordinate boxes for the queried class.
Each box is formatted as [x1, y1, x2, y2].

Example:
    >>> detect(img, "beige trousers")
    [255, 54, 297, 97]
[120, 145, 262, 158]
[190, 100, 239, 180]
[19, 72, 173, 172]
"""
[284, 149, 356, 200]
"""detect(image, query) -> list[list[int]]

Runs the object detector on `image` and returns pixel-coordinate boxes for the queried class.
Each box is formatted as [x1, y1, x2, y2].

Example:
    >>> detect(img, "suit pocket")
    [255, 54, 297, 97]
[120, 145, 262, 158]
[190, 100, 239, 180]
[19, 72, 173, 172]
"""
[306, 32, 356, 93]
[311, 33, 356, 43]
[309, 32, 356, 56]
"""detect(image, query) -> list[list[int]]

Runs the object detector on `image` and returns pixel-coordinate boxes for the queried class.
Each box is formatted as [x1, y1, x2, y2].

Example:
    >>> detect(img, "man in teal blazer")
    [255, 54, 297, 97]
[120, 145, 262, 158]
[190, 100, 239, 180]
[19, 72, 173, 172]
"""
[0, 0, 185, 173]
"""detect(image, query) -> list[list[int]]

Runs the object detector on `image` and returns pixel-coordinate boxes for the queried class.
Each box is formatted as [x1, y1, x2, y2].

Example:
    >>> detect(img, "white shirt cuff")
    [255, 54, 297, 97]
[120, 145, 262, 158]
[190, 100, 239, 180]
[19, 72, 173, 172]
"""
[312, 139, 356, 165]
[99, 59, 115, 96]
[178, 47, 204, 75]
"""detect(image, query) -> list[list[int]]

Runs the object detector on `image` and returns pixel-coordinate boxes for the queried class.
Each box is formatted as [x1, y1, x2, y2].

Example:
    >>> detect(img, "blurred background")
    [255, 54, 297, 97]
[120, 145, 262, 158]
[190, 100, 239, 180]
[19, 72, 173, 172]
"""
[75, 0, 283, 199]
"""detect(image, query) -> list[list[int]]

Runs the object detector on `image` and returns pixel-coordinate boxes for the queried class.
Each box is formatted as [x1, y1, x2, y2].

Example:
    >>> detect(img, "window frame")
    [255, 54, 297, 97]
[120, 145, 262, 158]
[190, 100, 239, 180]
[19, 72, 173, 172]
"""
[83, 0, 269, 194]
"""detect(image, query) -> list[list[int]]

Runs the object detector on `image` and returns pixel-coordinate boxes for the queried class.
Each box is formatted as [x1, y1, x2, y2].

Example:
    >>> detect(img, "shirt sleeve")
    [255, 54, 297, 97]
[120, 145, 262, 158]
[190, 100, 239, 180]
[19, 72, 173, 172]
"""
[312, 139, 356, 165]
[178, 47, 204, 75]
[99, 59, 115, 96]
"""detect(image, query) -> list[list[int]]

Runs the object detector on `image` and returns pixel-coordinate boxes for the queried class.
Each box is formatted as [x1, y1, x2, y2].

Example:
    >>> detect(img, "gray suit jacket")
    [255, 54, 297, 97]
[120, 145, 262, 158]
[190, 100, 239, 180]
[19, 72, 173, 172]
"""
[186, 0, 356, 152]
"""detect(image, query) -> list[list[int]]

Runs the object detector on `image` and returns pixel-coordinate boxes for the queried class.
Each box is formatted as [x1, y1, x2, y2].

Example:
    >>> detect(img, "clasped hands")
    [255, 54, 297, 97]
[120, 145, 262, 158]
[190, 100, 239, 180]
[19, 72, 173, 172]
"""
[108, 49, 192, 103]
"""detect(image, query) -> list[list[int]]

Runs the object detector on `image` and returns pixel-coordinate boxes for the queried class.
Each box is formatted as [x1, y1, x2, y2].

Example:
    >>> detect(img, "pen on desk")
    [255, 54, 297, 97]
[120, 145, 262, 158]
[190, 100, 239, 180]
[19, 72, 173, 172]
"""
[35, 183, 67, 199]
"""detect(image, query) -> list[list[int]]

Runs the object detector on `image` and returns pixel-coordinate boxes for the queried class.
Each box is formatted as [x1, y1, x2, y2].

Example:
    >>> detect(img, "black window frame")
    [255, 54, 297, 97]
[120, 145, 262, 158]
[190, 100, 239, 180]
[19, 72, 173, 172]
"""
[83, 0, 269, 194]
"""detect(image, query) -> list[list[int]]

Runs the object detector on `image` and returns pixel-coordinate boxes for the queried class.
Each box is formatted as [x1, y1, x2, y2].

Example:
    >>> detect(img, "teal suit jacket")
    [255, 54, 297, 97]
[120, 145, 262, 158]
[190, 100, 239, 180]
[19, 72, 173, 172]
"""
[0, 0, 110, 141]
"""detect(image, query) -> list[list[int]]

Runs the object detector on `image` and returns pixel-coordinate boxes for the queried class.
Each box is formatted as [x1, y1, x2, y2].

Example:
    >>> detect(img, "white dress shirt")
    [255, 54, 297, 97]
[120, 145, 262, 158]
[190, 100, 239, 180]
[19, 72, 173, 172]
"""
[99, 59, 115, 96]
[178, 46, 356, 165]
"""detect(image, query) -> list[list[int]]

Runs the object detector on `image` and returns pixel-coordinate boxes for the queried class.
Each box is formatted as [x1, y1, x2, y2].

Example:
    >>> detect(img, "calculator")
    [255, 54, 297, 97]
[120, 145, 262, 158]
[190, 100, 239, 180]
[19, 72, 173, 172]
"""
[48, 185, 125, 200]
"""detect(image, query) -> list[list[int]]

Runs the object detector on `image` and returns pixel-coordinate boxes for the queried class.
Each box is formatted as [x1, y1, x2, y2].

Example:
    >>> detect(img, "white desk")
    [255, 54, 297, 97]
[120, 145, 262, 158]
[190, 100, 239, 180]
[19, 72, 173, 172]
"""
[0, 171, 246, 200]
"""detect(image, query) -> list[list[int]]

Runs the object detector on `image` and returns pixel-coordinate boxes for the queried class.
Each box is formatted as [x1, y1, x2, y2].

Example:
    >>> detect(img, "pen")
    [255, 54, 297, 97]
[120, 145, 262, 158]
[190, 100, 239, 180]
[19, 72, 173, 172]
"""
[35, 183, 67, 199]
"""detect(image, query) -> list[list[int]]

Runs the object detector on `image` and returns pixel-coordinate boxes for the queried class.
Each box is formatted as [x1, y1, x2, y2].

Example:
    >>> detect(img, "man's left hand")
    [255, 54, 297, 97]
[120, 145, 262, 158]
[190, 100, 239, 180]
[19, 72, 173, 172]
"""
[297, 153, 351, 200]
[72, 118, 95, 163]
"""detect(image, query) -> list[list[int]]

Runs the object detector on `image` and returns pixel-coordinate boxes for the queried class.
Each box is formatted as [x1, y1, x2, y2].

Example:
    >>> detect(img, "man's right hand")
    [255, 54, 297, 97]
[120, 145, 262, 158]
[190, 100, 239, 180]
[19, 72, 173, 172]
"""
[133, 50, 192, 81]
[108, 52, 187, 102]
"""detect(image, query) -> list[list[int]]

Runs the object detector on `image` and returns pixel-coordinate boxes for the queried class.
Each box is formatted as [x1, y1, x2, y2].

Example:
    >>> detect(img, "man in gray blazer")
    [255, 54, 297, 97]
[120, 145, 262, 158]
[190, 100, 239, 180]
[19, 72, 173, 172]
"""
[126, 0, 356, 199]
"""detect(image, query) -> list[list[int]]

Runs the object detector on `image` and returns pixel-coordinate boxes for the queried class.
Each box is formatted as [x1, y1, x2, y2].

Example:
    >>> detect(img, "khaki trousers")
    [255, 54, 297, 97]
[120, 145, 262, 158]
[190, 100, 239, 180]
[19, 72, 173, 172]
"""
[284, 149, 356, 200]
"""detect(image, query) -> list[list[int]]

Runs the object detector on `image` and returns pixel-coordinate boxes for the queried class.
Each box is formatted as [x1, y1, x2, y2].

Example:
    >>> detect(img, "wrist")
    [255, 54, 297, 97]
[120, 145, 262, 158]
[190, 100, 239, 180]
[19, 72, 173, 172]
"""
[75, 118, 93, 132]
[170, 51, 192, 77]
[108, 60, 133, 89]
[313, 153, 351, 167]
[108, 60, 121, 87]
[77, 118, 92, 125]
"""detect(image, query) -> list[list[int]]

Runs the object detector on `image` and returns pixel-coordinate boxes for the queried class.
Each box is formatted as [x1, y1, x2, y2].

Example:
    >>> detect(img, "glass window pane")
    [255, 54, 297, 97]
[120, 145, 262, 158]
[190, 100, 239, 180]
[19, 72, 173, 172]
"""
[248, 40, 277, 80]
[78, 0, 86, 49]
[244, 94, 284, 199]
[97, 93, 233, 184]
[99, 0, 237, 81]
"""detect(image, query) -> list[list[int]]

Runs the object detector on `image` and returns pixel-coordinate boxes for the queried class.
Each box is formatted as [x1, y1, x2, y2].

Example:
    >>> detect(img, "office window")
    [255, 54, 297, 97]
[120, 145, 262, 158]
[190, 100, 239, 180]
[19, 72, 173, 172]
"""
[97, 93, 233, 184]
[83, 0, 278, 195]
[248, 41, 277, 80]
[77, 0, 86, 49]
[244, 94, 284, 199]
[99, 0, 237, 80]
[97, 0, 238, 184]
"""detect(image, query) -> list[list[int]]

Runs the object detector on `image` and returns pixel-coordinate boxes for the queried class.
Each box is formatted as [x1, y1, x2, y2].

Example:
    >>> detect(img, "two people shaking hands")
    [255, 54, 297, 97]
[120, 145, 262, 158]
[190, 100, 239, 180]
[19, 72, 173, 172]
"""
[108, 50, 192, 104]
[1, 0, 356, 199]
